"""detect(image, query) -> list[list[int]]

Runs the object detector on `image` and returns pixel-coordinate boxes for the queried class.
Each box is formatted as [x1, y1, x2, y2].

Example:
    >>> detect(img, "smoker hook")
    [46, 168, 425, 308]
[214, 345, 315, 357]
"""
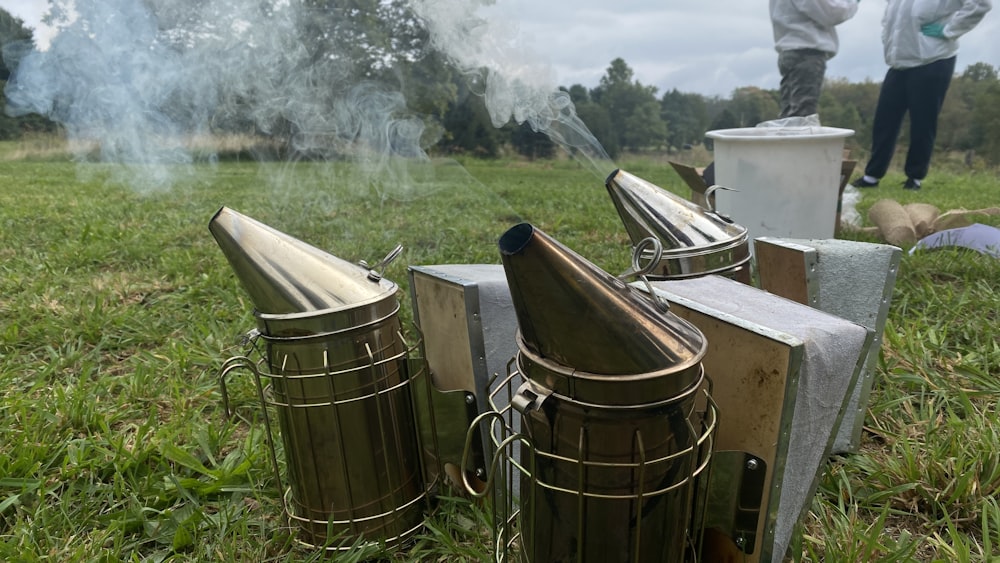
[218, 355, 258, 420]
[703, 184, 738, 220]
[238, 327, 261, 348]
[620, 237, 670, 313]
[360, 244, 404, 281]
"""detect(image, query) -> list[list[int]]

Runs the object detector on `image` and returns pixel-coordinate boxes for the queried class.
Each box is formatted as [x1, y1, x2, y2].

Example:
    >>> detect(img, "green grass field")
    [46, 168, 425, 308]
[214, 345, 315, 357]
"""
[1, 149, 998, 561]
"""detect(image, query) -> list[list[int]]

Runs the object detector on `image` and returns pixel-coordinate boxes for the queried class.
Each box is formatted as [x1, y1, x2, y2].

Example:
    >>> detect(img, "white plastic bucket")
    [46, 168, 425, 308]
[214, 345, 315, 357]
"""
[705, 126, 854, 244]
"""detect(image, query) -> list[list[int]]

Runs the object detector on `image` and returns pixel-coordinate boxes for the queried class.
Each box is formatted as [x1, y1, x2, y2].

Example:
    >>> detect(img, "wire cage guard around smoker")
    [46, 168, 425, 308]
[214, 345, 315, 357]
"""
[463, 357, 719, 563]
[465, 221, 721, 563]
[218, 311, 439, 551]
[208, 207, 440, 551]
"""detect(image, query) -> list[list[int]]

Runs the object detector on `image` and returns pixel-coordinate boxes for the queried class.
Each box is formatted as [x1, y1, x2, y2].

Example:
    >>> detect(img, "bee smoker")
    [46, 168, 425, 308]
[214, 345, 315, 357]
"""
[471, 223, 718, 563]
[605, 169, 751, 283]
[210, 207, 432, 550]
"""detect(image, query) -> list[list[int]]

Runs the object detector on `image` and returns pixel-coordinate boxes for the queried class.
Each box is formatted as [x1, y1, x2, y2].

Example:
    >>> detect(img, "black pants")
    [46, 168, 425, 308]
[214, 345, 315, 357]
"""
[864, 56, 955, 181]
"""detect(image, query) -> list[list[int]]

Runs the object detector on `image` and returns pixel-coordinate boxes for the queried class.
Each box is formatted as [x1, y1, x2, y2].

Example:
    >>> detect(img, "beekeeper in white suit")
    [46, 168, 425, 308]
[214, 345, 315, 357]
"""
[853, 0, 992, 191]
[770, 0, 859, 118]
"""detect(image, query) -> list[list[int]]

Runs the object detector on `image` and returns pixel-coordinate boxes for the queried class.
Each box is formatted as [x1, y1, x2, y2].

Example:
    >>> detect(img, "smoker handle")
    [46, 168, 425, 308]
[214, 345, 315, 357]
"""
[620, 237, 671, 313]
[218, 356, 259, 420]
[216, 353, 288, 515]
[218, 328, 263, 420]
[360, 243, 404, 281]
[460, 409, 528, 498]
[703, 184, 738, 217]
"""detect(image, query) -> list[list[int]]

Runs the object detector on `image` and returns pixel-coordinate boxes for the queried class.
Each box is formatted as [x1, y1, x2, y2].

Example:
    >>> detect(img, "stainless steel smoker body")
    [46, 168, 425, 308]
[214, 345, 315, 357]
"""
[211, 207, 432, 549]
[473, 222, 718, 563]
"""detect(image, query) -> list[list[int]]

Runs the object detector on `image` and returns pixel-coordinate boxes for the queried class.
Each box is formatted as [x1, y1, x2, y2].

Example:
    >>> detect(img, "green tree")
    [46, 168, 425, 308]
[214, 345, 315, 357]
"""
[818, 90, 861, 132]
[573, 97, 618, 158]
[396, 50, 458, 143]
[727, 86, 780, 126]
[559, 84, 618, 157]
[439, 85, 504, 157]
[591, 58, 666, 151]
[963, 62, 998, 82]
[0, 8, 32, 80]
[820, 78, 880, 152]
[708, 108, 739, 131]
[270, 0, 427, 80]
[661, 89, 709, 149]
[622, 96, 666, 151]
[969, 81, 1000, 161]
[942, 63, 999, 151]
[152, 0, 453, 151]
[0, 8, 54, 139]
[510, 122, 555, 159]
[566, 84, 590, 105]
[289, 1, 466, 155]
[937, 76, 975, 151]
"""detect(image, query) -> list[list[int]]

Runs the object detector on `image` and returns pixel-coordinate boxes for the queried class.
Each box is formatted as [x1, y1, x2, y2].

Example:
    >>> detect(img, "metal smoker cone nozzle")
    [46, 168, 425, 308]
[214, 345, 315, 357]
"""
[209, 207, 425, 549]
[208, 206, 398, 318]
[605, 168, 751, 280]
[498, 222, 705, 382]
[499, 224, 715, 563]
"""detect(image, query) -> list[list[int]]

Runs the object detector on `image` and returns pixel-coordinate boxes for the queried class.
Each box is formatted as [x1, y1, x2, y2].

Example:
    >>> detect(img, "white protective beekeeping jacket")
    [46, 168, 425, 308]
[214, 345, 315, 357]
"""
[771, 0, 859, 57]
[883, 0, 992, 69]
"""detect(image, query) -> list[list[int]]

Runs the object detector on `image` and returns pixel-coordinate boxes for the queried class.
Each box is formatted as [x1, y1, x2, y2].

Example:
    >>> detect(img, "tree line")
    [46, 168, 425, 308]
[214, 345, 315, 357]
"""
[1, 2, 999, 165]
[0, 9, 55, 139]
[468, 56, 1000, 166]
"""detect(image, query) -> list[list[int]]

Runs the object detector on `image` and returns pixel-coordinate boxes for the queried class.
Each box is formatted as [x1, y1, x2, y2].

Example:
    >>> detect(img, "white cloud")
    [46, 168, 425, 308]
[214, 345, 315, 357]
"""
[488, 0, 999, 96]
[1, 0, 995, 94]
[0, 0, 67, 50]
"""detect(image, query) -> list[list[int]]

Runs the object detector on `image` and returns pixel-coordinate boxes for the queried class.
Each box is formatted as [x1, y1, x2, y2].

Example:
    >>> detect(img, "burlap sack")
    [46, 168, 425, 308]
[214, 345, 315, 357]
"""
[868, 199, 916, 246]
[903, 203, 940, 238]
[931, 207, 1000, 233]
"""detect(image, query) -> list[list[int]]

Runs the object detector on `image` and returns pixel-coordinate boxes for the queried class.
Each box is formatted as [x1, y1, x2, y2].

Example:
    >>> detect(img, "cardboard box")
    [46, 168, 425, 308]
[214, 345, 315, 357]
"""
[668, 160, 714, 208]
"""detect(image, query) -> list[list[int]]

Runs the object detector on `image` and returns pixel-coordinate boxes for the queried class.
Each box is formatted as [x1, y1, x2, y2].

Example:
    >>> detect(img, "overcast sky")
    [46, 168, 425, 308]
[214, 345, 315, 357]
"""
[1, 0, 997, 97]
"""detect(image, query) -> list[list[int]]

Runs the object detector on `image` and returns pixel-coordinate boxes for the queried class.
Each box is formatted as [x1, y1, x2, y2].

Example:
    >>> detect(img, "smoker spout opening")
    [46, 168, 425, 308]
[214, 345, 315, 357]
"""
[498, 222, 534, 256]
[605, 167, 622, 186]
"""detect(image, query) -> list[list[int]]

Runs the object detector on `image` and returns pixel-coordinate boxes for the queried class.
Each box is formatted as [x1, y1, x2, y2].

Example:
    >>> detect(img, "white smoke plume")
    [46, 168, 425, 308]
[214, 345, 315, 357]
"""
[5, 0, 611, 192]
[409, 0, 612, 172]
[6, 0, 197, 188]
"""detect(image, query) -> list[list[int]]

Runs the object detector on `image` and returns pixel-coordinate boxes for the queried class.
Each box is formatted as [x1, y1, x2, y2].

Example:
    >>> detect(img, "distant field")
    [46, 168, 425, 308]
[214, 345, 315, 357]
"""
[1, 153, 998, 561]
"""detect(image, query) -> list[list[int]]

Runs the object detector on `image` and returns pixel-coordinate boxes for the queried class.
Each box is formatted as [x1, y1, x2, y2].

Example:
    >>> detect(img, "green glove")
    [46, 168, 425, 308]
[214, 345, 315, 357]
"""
[921, 22, 946, 38]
